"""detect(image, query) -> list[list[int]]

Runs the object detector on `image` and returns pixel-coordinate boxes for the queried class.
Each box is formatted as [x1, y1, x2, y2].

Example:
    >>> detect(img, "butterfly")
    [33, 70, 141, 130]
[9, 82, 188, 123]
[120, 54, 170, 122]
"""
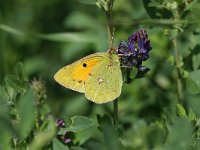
[54, 49, 122, 104]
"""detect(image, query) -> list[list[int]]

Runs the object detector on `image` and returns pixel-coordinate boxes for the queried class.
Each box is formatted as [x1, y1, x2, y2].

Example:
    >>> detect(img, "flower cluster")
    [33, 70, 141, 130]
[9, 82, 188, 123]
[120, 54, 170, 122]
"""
[55, 119, 73, 144]
[116, 29, 152, 71]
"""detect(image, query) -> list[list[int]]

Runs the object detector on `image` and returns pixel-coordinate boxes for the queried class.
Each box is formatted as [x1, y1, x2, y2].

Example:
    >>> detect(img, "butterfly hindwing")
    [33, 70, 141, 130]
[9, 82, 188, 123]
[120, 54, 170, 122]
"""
[85, 53, 122, 103]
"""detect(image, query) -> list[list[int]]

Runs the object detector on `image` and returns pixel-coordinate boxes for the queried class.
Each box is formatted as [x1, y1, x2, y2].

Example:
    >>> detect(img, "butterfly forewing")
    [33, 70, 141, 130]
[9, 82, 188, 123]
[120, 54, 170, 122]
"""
[54, 53, 106, 93]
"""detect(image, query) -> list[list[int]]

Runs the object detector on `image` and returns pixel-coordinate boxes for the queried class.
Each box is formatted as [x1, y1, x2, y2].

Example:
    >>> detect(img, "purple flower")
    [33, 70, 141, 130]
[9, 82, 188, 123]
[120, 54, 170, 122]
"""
[117, 29, 152, 68]
[57, 131, 74, 145]
[63, 137, 71, 144]
[56, 119, 65, 127]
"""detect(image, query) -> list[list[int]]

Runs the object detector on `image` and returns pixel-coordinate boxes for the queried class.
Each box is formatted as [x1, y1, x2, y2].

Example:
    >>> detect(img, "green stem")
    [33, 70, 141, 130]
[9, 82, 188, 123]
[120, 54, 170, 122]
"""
[113, 99, 118, 126]
[105, 0, 114, 48]
[104, 0, 119, 128]
[111, 19, 191, 27]
[173, 37, 183, 101]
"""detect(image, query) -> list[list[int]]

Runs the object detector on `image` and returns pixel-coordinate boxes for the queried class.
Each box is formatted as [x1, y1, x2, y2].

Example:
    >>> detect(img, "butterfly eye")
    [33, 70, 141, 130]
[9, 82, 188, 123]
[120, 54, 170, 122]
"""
[83, 63, 87, 67]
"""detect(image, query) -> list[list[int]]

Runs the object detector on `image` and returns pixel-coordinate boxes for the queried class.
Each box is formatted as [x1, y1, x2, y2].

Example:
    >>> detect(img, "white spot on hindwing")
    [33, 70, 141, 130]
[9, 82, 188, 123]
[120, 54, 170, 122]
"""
[97, 78, 104, 85]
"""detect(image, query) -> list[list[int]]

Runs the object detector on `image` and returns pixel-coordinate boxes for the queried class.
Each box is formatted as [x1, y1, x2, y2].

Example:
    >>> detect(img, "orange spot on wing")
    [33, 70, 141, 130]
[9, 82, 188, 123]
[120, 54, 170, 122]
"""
[72, 58, 102, 82]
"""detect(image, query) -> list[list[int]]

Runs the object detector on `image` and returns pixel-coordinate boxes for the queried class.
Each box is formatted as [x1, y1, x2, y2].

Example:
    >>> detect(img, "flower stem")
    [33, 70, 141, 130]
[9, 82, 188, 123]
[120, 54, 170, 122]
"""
[173, 37, 183, 101]
[104, 0, 119, 129]
[113, 99, 118, 126]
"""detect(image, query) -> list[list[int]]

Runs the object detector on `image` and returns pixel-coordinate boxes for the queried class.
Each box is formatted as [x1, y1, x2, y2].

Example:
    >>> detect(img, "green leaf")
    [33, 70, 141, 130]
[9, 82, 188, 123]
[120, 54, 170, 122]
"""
[163, 118, 193, 150]
[101, 122, 120, 150]
[0, 24, 25, 37]
[187, 78, 200, 94]
[130, 67, 138, 80]
[67, 116, 94, 132]
[37, 32, 95, 43]
[53, 138, 69, 150]
[74, 126, 97, 145]
[0, 85, 9, 104]
[169, 29, 178, 39]
[30, 118, 56, 150]
[188, 95, 200, 117]
[192, 53, 200, 70]
[17, 88, 36, 139]
[154, 117, 193, 150]
[16, 62, 28, 82]
[5, 75, 23, 92]
[188, 108, 196, 121]
[176, 104, 187, 119]
[0, 116, 14, 150]
[71, 146, 88, 150]
[187, 70, 200, 94]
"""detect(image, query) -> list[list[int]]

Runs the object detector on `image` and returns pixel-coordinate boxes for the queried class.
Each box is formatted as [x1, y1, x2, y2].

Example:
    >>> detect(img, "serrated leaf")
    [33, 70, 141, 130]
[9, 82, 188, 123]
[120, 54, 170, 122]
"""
[67, 116, 94, 132]
[17, 88, 36, 139]
[53, 138, 69, 150]
[16, 62, 28, 82]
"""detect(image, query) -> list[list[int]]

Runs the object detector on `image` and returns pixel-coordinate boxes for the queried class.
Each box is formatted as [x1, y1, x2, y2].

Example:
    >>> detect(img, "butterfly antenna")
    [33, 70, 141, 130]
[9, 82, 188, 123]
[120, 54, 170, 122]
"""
[108, 28, 116, 54]
[110, 27, 115, 48]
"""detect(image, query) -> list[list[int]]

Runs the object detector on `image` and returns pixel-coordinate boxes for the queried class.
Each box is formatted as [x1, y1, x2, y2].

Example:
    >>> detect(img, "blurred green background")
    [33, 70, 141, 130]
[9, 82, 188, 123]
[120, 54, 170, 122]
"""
[1, 0, 200, 149]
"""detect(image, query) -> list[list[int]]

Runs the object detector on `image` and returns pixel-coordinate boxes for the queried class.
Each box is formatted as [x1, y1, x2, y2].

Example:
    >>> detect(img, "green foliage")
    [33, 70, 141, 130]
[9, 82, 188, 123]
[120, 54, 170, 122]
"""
[67, 116, 94, 132]
[1, 0, 200, 149]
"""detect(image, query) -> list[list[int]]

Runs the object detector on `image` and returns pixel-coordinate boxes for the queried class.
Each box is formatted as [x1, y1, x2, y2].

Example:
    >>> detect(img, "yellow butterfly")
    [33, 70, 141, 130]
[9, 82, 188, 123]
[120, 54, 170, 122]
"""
[54, 49, 122, 104]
